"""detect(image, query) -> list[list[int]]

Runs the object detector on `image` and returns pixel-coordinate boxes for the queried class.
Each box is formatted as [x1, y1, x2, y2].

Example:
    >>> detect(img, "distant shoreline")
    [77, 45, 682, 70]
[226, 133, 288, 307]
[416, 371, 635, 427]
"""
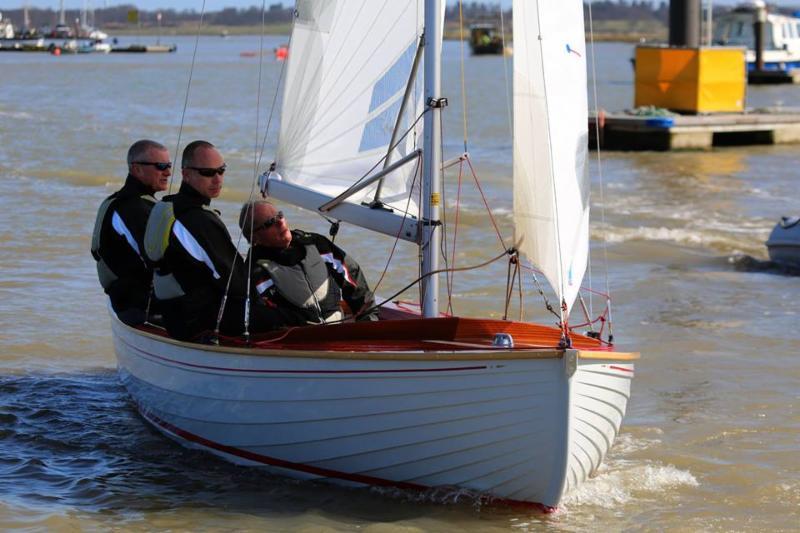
[106, 23, 666, 44]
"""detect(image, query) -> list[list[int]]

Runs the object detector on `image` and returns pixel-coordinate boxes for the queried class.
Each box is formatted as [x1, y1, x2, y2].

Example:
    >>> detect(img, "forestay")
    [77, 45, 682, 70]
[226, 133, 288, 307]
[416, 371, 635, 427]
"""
[275, 0, 426, 218]
[512, 0, 590, 316]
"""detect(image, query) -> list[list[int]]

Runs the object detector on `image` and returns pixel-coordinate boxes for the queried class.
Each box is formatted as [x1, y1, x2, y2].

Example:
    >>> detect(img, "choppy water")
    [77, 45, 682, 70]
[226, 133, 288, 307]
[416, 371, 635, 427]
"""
[1, 36, 799, 531]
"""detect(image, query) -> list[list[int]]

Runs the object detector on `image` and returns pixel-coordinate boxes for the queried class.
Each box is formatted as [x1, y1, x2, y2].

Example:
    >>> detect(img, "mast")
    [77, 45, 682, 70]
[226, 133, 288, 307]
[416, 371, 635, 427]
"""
[421, 0, 443, 318]
[59, 0, 65, 25]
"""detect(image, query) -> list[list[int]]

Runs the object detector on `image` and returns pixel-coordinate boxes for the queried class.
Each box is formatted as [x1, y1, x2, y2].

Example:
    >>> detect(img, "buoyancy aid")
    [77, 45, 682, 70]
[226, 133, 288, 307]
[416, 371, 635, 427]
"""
[255, 244, 343, 323]
[143, 200, 186, 299]
[91, 188, 155, 291]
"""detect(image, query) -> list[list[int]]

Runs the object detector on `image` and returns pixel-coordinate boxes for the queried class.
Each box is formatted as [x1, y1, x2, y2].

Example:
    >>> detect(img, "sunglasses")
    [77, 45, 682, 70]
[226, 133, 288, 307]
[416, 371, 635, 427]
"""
[135, 161, 172, 171]
[256, 211, 284, 231]
[185, 164, 227, 177]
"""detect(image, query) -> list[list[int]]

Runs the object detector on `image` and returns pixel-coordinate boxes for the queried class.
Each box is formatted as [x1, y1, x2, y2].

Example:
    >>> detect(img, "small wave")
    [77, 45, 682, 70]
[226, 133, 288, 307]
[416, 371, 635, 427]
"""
[0, 110, 35, 120]
[598, 225, 767, 255]
[600, 226, 717, 245]
[561, 462, 698, 508]
[611, 432, 662, 454]
[728, 254, 800, 276]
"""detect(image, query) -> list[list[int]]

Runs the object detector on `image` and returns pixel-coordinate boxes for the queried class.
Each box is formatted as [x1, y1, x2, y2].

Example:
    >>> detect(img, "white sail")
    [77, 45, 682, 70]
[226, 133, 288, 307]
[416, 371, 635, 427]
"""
[512, 0, 590, 316]
[275, 0, 425, 218]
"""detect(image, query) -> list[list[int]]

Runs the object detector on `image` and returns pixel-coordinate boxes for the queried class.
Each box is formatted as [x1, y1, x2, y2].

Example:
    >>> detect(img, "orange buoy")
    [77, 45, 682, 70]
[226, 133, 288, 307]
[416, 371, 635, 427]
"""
[52, 47, 62, 56]
[274, 45, 288, 61]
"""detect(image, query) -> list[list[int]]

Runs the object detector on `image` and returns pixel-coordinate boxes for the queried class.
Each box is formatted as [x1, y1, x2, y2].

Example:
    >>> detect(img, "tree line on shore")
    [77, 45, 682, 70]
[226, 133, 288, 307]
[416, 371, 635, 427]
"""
[3, 1, 798, 34]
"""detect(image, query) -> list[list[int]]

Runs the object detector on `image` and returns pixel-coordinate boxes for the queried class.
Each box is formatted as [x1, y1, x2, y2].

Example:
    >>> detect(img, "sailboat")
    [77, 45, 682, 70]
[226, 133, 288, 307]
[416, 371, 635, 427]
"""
[112, 0, 638, 509]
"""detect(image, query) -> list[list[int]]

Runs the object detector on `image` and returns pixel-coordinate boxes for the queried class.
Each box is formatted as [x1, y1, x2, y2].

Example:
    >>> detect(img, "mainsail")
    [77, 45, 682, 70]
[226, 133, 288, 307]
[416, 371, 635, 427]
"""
[512, 0, 590, 316]
[274, 0, 426, 221]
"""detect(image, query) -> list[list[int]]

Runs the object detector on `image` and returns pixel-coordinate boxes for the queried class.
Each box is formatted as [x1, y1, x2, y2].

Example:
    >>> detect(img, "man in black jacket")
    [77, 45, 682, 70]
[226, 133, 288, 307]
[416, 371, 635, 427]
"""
[239, 200, 378, 324]
[91, 139, 171, 324]
[144, 141, 298, 341]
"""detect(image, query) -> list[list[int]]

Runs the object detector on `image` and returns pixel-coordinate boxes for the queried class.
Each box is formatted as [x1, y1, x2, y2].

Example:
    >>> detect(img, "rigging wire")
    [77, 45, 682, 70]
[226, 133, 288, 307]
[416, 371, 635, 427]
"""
[530, 0, 570, 342]
[516, 251, 524, 321]
[370, 156, 422, 297]
[457, 0, 469, 153]
[242, 0, 273, 340]
[464, 156, 508, 250]
[437, 102, 452, 312]
[254, 14, 293, 172]
[327, 109, 429, 212]
[360, 249, 514, 322]
[499, 4, 513, 142]
[168, 0, 208, 194]
[160, 0, 240, 342]
[446, 162, 466, 315]
[586, 0, 615, 342]
[226, 249, 514, 341]
[217, 2, 294, 340]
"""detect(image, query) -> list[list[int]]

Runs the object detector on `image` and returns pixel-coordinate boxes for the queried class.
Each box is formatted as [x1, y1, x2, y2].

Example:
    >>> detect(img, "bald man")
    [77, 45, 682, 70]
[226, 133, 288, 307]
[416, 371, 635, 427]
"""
[239, 200, 377, 325]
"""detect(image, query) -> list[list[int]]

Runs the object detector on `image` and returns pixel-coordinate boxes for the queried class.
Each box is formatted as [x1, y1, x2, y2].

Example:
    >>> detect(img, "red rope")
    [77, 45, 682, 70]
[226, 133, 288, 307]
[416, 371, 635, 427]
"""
[465, 156, 507, 250]
[446, 162, 466, 314]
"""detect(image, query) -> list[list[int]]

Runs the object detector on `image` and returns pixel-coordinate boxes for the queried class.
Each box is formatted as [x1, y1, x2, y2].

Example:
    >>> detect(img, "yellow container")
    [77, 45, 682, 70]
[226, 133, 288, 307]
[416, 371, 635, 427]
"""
[634, 46, 746, 113]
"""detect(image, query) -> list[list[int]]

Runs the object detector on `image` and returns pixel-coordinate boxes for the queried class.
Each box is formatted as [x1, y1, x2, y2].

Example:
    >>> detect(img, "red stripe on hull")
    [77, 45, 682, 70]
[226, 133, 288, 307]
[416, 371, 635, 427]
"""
[609, 365, 634, 373]
[137, 406, 554, 513]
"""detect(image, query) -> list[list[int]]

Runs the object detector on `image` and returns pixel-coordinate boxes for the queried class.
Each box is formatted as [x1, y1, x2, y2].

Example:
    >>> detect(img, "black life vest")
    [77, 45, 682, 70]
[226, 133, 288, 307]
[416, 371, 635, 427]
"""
[256, 244, 342, 323]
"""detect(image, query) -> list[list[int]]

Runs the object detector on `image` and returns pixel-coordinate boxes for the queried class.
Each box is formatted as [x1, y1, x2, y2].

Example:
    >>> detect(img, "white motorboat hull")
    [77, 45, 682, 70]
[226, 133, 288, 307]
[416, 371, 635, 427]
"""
[766, 216, 800, 266]
[112, 315, 635, 508]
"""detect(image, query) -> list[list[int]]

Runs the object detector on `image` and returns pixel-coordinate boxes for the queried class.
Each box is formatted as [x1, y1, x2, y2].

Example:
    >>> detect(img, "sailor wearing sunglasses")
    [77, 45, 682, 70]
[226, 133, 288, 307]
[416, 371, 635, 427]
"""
[91, 139, 171, 325]
[144, 140, 300, 341]
[239, 200, 378, 325]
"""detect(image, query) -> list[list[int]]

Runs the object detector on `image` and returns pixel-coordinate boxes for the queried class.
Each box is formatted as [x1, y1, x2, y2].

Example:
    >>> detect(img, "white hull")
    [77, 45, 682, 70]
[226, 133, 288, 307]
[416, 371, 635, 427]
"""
[112, 314, 635, 508]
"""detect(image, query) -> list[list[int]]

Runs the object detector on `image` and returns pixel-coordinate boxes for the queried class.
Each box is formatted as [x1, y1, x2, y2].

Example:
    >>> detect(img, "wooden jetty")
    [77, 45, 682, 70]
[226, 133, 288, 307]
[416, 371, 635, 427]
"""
[748, 69, 800, 85]
[0, 42, 176, 54]
[110, 44, 176, 53]
[590, 110, 800, 151]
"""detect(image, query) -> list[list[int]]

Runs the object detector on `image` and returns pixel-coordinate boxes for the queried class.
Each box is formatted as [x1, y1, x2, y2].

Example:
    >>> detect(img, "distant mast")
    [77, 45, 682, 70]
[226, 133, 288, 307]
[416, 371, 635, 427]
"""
[59, 0, 66, 25]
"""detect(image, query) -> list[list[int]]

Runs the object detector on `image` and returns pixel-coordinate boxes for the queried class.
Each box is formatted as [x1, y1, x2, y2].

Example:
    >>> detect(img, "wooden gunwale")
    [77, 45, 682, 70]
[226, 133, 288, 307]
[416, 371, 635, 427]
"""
[125, 316, 639, 362]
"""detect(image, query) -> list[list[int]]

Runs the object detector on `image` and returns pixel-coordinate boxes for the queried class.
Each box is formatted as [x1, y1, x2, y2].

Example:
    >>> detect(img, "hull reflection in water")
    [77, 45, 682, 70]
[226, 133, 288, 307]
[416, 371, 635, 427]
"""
[112, 312, 636, 509]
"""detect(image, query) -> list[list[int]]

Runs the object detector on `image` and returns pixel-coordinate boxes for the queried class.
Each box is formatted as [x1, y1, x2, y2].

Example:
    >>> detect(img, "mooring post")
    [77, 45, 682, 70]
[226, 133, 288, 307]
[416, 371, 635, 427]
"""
[669, 0, 701, 48]
[754, 3, 766, 72]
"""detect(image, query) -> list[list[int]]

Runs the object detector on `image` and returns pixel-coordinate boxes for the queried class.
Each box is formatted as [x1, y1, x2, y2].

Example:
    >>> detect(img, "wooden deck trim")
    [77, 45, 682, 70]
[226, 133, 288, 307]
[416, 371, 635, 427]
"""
[122, 324, 568, 360]
[578, 350, 640, 361]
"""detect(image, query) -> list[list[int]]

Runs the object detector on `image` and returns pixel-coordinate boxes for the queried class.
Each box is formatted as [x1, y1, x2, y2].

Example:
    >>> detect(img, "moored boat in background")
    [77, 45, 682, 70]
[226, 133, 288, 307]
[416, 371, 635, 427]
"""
[766, 216, 800, 266]
[713, 0, 800, 71]
[469, 23, 505, 55]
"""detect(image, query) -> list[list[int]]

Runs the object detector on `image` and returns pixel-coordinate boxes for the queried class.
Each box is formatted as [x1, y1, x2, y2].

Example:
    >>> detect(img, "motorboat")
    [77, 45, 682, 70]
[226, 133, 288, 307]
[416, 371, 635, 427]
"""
[713, 1, 800, 71]
[766, 216, 800, 266]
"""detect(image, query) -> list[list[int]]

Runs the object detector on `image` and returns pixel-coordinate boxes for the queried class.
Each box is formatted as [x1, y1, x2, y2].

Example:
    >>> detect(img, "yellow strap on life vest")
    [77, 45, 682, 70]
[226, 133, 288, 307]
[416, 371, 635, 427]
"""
[144, 201, 176, 263]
